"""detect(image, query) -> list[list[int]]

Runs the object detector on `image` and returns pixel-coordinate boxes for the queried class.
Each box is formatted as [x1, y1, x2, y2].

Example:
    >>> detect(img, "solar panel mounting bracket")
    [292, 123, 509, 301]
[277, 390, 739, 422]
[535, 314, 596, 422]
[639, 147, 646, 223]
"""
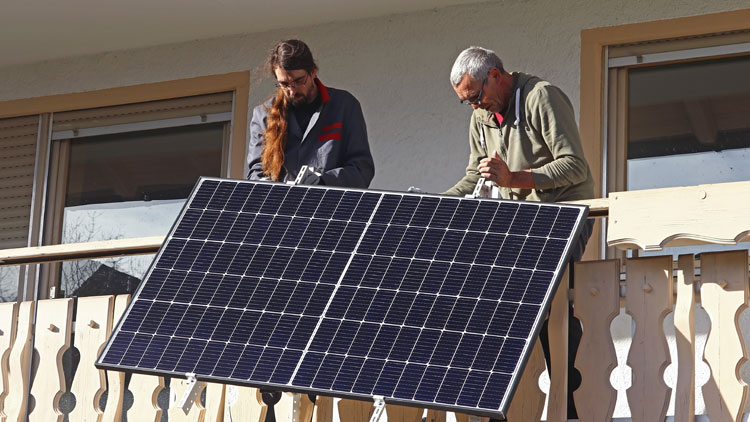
[176, 372, 205, 414]
[291, 393, 307, 422]
[369, 395, 386, 422]
[469, 177, 498, 198]
[291, 165, 323, 186]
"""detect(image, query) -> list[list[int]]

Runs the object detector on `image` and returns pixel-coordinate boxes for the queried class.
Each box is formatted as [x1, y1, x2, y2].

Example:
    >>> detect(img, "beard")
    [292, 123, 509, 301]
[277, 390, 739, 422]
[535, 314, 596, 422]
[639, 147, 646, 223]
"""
[288, 91, 313, 107]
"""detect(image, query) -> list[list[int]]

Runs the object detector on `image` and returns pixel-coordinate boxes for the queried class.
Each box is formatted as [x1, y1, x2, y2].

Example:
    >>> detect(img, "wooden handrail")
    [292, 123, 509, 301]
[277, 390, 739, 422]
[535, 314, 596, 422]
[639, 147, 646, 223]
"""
[0, 236, 164, 266]
[0, 197, 610, 267]
[564, 197, 609, 217]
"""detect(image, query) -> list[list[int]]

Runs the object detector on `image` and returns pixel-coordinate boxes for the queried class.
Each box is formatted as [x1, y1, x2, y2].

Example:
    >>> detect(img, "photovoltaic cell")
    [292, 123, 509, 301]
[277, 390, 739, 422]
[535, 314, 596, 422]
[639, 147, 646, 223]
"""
[97, 177, 588, 419]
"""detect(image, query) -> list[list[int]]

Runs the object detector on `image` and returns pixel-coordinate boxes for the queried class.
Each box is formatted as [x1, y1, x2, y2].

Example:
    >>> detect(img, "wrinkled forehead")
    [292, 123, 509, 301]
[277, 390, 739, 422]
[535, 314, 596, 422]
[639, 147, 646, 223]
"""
[274, 67, 309, 82]
[454, 73, 482, 97]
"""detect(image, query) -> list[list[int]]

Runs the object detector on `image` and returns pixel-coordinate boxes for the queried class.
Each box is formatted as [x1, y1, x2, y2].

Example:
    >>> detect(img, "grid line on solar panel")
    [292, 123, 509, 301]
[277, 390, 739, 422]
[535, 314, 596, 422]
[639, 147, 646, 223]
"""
[98, 179, 587, 419]
[287, 192, 385, 384]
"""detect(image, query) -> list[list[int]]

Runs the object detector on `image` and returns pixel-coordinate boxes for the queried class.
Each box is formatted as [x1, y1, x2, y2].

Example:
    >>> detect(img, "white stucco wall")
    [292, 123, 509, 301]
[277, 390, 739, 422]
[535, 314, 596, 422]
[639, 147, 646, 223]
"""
[1, 0, 747, 193]
[2, 0, 749, 419]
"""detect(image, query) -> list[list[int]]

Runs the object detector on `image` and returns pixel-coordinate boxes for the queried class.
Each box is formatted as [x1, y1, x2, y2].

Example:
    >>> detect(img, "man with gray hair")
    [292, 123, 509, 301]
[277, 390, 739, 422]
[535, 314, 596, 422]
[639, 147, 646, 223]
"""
[445, 46, 594, 203]
[445, 46, 595, 419]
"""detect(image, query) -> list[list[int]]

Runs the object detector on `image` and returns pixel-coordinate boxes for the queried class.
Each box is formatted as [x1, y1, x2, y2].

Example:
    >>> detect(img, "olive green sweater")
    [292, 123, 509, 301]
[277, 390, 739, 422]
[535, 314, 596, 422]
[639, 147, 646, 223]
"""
[444, 72, 594, 203]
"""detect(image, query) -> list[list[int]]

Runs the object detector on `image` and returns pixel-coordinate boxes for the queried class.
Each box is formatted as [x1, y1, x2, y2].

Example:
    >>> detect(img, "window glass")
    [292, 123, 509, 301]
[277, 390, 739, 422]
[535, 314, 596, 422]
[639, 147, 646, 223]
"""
[0, 266, 19, 302]
[59, 123, 223, 297]
[628, 55, 750, 188]
[627, 55, 750, 257]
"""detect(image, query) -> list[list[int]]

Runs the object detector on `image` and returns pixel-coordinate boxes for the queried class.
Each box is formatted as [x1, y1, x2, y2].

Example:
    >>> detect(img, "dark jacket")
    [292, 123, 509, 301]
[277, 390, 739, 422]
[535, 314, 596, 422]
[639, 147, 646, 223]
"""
[248, 79, 375, 188]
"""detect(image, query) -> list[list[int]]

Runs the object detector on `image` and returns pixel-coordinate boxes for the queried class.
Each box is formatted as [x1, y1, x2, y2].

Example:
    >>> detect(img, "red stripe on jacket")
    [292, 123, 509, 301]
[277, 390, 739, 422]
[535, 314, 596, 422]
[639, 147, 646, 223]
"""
[321, 122, 342, 132]
[318, 132, 342, 142]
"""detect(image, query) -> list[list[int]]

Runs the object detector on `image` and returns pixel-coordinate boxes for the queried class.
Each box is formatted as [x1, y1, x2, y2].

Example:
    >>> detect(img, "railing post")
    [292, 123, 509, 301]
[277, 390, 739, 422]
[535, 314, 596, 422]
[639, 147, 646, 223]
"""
[673, 255, 696, 422]
[701, 250, 749, 422]
[573, 259, 619, 421]
[102, 294, 130, 422]
[29, 298, 74, 422]
[546, 266, 569, 422]
[69, 295, 115, 422]
[0, 302, 19, 419]
[625, 256, 672, 422]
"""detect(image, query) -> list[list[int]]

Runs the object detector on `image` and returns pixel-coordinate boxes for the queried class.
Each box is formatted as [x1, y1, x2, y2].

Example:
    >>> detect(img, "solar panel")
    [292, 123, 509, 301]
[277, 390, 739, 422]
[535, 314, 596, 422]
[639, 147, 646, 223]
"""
[96, 177, 588, 419]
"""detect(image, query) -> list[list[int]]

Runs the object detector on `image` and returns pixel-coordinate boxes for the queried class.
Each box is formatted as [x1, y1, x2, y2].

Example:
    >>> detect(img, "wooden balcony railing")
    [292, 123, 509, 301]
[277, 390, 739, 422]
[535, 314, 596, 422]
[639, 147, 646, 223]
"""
[0, 181, 749, 422]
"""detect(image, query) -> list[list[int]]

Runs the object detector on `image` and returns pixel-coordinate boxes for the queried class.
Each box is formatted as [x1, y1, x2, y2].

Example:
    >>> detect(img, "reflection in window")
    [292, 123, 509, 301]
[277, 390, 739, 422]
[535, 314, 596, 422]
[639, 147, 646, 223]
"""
[59, 124, 223, 297]
[627, 55, 750, 257]
[628, 55, 750, 189]
[0, 266, 19, 302]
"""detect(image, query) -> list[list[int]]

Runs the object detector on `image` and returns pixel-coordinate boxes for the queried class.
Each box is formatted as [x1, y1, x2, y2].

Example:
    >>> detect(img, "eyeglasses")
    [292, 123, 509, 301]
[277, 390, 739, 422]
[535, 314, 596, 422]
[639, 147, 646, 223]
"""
[275, 73, 309, 90]
[459, 73, 488, 106]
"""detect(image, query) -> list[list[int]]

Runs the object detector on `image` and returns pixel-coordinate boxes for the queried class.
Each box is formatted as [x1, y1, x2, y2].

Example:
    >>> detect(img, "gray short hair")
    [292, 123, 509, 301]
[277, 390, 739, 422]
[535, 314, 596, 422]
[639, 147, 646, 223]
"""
[450, 46, 504, 86]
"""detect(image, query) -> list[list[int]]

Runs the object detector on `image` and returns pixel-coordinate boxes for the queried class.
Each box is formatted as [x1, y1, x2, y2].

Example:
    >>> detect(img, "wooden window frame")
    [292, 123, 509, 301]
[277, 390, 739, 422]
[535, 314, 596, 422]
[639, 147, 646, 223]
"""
[579, 8, 750, 260]
[0, 71, 250, 300]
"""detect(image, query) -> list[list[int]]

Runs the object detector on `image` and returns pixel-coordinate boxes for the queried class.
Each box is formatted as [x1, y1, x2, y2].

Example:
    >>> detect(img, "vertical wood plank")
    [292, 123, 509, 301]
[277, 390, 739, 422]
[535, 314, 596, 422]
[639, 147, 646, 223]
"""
[625, 256, 672, 422]
[505, 339, 546, 422]
[674, 255, 696, 422]
[454, 413, 488, 422]
[126, 372, 165, 421]
[546, 267, 569, 422]
[0, 302, 19, 419]
[69, 295, 115, 422]
[338, 398, 373, 422]
[3, 301, 33, 422]
[168, 378, 205, 422]
[425, 409, 446, 422]
[700, 250, 749, 422]
[204, 383, 225, 422]
[226, 386, 266, 422]
[384, 404, 423, 422]
[312, 395, 333, 422]
[102, 294, 130, 422]
[573, 259, 619, 422]
[29, 298, 74, 422]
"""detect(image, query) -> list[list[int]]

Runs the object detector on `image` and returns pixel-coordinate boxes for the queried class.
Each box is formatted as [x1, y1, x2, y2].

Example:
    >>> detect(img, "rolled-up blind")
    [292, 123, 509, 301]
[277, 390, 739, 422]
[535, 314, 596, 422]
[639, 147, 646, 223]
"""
[0, 115, 39, 250]
[52, 92, 233, 133]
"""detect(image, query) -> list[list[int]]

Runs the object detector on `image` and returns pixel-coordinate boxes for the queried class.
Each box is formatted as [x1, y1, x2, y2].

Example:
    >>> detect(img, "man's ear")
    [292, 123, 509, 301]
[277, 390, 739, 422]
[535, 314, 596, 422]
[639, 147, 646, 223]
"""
[489, 67, 502, 80]
[311, 68, 318, 80]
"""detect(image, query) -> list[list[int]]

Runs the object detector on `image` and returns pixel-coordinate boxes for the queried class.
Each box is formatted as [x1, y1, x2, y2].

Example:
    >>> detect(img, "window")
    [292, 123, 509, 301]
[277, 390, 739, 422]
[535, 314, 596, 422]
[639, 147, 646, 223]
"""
[0, 71, 250, 301]
[580, 11, 750, 259]
[43, 93, 232, 298]
[603, 30, 750, 258]
[626, 56, 750, 190]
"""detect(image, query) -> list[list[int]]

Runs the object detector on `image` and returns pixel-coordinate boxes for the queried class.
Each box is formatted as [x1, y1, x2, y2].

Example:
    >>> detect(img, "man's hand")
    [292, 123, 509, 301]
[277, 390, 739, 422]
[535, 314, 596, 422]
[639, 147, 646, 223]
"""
[478, 151, 512, 186]
[478, 151, 536, 189]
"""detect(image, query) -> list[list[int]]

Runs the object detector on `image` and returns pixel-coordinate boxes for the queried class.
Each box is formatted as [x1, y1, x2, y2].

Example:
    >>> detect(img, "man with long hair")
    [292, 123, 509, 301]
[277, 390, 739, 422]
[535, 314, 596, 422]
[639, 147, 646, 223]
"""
[248, 39, 375, 187]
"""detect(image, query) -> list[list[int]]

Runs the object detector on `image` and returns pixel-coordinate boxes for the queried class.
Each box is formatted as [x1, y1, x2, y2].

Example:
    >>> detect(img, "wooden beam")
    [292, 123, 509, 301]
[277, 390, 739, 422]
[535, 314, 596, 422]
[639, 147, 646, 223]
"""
[0, 236, 164, 266]
[564, 197, 610, 218]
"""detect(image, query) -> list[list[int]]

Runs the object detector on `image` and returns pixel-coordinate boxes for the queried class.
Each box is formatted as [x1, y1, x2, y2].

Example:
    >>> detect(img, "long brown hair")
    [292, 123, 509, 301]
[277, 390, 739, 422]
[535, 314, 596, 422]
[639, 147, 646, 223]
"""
[261, 40, 318, 181]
